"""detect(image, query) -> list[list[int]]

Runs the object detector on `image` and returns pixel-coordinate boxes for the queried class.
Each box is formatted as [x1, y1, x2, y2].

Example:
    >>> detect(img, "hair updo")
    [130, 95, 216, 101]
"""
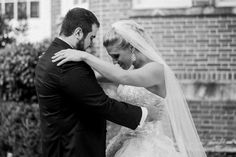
[103, 28, 130, 50]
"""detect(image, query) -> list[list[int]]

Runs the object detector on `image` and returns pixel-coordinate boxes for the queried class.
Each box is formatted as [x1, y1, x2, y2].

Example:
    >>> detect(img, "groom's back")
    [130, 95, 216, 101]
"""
[34, 39, 79, 153]
[35, 40, 78, 133]
[35, 38, 107, 157]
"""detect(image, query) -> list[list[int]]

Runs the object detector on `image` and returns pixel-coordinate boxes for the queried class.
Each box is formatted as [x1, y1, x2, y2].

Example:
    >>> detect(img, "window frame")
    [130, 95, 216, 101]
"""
[5, 2, 14, 19]
[30, 1, 39, 18]
[0, 3, 2, 15]
[132, 0, 192, 9]
[215, 0, 236, 7]
[0, 0, 40, 20]
[17, 1, 27, 20]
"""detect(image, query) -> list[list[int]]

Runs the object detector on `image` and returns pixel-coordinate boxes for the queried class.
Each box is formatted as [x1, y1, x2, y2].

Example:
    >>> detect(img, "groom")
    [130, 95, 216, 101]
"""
[35, 8, 159, 157]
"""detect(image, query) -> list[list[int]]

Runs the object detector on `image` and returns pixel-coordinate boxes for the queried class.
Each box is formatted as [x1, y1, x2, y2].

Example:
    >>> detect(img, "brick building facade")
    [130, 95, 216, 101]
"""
[51, 0, 236, 147]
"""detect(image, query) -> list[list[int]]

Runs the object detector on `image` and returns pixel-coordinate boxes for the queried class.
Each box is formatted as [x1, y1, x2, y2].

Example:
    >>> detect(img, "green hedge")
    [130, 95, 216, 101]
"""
[0, 40, 50, 102]
[0, 101, 41, 157]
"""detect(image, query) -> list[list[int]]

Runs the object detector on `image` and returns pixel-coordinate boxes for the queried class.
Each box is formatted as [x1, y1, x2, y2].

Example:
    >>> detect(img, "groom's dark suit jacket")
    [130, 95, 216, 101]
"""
[34, 38, 142, 157]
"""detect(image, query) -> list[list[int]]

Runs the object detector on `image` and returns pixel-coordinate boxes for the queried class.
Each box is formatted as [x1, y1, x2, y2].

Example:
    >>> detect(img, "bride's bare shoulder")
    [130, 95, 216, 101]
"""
[143, 62, 164, 75]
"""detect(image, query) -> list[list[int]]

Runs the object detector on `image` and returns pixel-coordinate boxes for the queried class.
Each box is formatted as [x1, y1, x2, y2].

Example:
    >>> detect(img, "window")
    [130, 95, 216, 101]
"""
[0, 3, 2, 15]
[74, 0, 88, 5]
[133, 0, 192, 9]
[18, 2, 27, 20]
[5, 3, 14, 19]
[215, 0, 236, 7]
[1, 1, 40, 19]
[74, 0, 79, 4]
[79, 0, 89, 9]
[30, 1, 39, 18]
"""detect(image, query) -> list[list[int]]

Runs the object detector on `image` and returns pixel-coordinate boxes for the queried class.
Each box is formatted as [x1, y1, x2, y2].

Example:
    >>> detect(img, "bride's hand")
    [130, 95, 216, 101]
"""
[51, 49, 87, 66]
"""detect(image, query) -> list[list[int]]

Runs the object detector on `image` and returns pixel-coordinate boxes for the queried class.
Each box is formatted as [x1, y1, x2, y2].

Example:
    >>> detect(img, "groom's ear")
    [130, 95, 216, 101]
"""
[73, 27, 83, 40]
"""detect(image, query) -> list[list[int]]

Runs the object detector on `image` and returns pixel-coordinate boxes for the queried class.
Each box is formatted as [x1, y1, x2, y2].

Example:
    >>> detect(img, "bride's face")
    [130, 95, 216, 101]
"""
[106, 46, 133, 70]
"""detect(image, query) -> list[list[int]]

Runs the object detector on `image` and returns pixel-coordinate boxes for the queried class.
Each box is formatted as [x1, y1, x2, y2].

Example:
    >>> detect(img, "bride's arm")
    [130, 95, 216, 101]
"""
[52, 49, 165, 96]
[84, 53, 165, 89]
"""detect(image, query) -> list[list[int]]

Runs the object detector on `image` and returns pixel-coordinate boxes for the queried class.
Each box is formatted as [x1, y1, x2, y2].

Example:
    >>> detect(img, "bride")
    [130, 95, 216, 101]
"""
[52, 20, 206, 157]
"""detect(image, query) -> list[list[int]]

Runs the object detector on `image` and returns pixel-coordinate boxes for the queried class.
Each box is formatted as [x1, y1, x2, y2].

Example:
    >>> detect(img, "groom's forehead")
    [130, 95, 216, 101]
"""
[91, 24, 99, 34]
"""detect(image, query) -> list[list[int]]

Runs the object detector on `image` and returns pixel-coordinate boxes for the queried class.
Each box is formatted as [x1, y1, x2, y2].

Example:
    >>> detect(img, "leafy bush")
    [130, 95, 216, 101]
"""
[0, 40, 50, 102]
[0, 101, 41, 157]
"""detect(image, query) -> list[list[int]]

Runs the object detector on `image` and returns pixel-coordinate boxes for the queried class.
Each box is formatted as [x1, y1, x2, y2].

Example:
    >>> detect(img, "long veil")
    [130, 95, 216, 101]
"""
[112, 20, 207, 157]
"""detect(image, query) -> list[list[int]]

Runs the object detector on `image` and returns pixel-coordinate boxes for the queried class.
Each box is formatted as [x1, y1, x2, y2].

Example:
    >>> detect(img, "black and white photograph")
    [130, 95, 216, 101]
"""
[0, 0, 235, 157]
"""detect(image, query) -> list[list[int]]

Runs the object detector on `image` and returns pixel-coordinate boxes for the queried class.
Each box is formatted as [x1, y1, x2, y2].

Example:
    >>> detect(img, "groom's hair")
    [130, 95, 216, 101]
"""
[59, 8, 100, 37]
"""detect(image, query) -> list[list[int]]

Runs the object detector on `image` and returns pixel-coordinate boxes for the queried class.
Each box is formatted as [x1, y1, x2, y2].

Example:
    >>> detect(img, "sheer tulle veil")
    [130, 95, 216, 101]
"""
[112, 20, 206, 157]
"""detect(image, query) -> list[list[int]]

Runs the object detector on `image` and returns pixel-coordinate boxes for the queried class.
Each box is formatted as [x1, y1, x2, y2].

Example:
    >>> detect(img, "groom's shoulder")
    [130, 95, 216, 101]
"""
[43, 38, 94, 75]
[60, 61, 96, 84]
[60, 61, 91, 72]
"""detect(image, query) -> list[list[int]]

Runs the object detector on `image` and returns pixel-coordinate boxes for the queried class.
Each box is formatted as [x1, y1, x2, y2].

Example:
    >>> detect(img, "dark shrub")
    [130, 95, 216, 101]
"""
[0, 101, 41, 157]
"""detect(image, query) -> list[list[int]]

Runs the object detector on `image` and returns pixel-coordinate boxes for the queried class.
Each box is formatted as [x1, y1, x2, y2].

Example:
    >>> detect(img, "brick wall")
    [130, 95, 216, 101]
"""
[89, 0, 236, 145]
[89, 0, 133, 57]
[134, 16, 236, 82]
[90, 0, 236, 82]
[189, 100, 236, 142]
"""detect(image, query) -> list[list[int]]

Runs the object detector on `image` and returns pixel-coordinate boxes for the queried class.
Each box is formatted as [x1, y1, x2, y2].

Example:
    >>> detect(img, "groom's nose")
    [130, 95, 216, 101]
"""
[112, 59, 118, 64]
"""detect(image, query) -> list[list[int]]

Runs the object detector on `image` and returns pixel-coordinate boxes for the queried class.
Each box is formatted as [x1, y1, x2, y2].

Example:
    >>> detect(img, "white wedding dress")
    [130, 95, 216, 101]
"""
[106, 20, 206, 157]
[107, 85, 185, 157]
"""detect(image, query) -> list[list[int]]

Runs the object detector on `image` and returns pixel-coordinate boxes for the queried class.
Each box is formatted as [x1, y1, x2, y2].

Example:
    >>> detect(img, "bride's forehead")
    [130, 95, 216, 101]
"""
[106, 45, 119, 52]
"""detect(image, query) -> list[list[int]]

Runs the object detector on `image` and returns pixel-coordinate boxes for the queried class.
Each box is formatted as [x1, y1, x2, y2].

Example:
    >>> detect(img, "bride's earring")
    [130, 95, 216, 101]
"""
[131, 49, 136, 63]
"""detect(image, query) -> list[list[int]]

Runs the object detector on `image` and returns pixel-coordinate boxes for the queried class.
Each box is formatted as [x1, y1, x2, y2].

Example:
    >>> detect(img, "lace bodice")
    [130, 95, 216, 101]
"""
[116, 85, 167, 135]
[117, 85, 164, 110]
[106, 85, 178, 157]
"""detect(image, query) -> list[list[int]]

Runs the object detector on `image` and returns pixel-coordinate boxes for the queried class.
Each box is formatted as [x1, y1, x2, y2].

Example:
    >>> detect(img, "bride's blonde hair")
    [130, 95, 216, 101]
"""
[103, 28, 131, 50]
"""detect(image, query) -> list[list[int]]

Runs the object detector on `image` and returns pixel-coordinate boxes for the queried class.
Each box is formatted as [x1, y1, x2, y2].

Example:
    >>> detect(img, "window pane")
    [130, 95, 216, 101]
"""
[18, 2, 27, 20]
[30, 1, 39, 18]
[5, 3, 14, 19]
[0, 3, 2, 15]
[74, 0, 79, 4]
[215, 0, 236, 7]
[133, 0, 192, 9]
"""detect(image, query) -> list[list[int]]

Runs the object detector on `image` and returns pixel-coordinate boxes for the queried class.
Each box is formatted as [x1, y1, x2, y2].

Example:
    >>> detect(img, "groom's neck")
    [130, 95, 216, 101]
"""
[58, 35, 75, 49]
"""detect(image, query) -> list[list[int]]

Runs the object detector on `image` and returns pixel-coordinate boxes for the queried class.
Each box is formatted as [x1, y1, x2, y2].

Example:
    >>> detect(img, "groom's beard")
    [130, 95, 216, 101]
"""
[75, 39, 85, 51]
